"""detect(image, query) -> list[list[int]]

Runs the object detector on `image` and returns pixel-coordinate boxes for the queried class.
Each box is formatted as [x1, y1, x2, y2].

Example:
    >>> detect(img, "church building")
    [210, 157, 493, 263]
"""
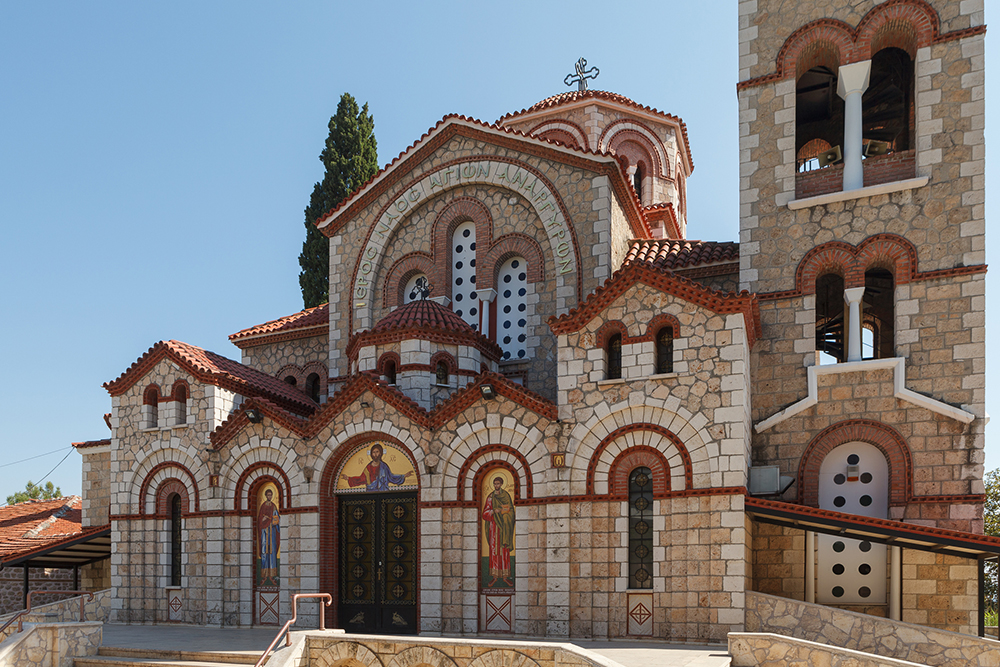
[71, 0, 996, 644]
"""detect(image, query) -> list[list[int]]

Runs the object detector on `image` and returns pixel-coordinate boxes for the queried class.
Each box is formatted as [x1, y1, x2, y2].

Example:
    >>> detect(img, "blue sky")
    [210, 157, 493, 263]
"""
[0, 2, 997, 499]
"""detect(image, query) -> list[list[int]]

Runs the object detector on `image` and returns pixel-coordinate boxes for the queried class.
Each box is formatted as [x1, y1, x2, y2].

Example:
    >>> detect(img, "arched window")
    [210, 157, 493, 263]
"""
[404, 273, 429, 303]
[863, 268, 894, 360]
[606, 334, 622, 380]
[497, 256, 528, 361]
[628, 467, 653, 590]
[169, 493, 182, 587]
[174, 384, 187, 426]
[435, 361, 449, 386]
[863, 48, 913, 155]
[144, 386, 159, 428]
[796, 65, 845, 172]
[451, 221, 479, 331]
[655, 327, 673, 375]
[305, 373, 321, 403]
[283, 375, 297, 387]
[384, 360, 397, 386]
[633, 163, 644, 203]
[816, 273, 845, 364]
[817, 442, 888, 605]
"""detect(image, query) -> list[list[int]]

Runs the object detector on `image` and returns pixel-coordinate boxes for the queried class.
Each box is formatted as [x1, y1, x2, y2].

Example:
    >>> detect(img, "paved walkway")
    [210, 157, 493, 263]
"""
[101, 624, 732, 667]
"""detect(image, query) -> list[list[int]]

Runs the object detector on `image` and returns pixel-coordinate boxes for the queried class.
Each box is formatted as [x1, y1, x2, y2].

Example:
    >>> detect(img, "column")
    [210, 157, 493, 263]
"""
[805, 531, 815, 604]
[476, 288, 497, 340]
[890, 546, 901, 620]
[837, 60, 872, 191]
[844, 287, 866, 362]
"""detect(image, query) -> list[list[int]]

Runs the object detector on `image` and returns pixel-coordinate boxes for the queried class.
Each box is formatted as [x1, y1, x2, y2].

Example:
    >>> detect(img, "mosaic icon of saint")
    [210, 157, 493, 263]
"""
[340, 443, 415, 492]
[257, 488, 280, 586]
[482, 476, 515, 587]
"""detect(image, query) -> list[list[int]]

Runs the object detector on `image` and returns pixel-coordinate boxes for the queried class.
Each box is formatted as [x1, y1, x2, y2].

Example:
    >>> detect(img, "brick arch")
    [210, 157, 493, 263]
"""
[796, 235, 918, 293]
[234, 461, 292, 512]
[385, 646, 458, 667]
[154, 478, 190, 516]
[429, 351, 457, 376]
[795, 38, 844, 80]
[779, 20, 855, 82]
[276, 364, 304, 387]
[856, 0, 938, 61]
[479, 233, 545, 290]
[169, 379, 189, 401]
[376, 351, 400, 377]
[457, 444, 534, 503]
[472, 461, 522, 509]
[320, 432, 421, 499]
[383, 252, 434, 308]
[431, 197, 494, 299]
[140, 461, 199, 515]
[600, 122, 667, 178]
[143, 384, 160, 404]
[645, 313, 681, 340]
[798, 419, 912, 507]
[608, 445, 670, 496]
[526, 119, 589, 151]
[594, 320, 628, 350]
[587, 424, 693, 496]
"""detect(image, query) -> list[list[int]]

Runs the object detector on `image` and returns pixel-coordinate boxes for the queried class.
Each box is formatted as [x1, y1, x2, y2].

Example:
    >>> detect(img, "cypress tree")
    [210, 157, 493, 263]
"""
[299, 94, 378, 308]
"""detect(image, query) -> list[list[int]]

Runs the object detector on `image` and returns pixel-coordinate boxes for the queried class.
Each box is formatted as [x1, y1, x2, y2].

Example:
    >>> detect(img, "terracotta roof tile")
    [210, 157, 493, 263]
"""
[0, 497, 82, 561]
[372, 300, 476, 335]
[498, 90, 695, 172]
[623, 240, 740, 272]
[229, 304, 329, 345]
[104, 340, 318, 416]
[71, 439, 110, 449]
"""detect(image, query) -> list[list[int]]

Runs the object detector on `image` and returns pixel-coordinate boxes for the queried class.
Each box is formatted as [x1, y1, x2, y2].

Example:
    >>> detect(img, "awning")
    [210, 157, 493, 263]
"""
[0, 525, 111, 570]
[746, 497, 1000, 561]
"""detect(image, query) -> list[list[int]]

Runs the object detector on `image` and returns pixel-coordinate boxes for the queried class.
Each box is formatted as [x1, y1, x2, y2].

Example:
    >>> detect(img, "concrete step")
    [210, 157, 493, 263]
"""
[74, 646, 265, 667]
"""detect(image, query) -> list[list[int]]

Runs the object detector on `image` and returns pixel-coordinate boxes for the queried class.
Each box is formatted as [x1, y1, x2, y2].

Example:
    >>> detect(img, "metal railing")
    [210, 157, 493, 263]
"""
[0, 590, 95, 636]
[254, 593, 332, 667]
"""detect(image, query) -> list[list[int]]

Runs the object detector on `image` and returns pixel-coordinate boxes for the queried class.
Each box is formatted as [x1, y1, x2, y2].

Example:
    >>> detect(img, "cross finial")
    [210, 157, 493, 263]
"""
[564, 58, 599, 91]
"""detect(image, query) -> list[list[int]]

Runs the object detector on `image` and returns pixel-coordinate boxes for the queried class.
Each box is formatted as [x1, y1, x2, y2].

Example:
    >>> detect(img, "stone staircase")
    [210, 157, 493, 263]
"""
[75, 646, 265, 667]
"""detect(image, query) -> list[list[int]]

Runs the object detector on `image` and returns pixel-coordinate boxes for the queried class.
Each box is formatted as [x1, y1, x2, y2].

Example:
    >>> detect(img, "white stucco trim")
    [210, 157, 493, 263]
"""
[754, 357, 976, 432]
[787, 176, 929, 210]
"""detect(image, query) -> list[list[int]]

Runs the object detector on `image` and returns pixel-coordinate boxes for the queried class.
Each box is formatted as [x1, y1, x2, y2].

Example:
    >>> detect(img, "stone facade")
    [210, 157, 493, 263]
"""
[73, 0, 992, 651]
[0, 622, 101, 667]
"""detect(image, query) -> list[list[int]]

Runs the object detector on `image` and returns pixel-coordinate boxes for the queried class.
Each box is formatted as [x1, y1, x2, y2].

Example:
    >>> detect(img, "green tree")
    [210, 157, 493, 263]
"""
[6, 480, 62, 505]
[985, 469, 1000, 614]
[299, 94, 378, 308]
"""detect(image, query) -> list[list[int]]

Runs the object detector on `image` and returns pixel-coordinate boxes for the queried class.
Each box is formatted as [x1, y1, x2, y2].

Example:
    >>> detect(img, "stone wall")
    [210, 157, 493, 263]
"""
[240, 334, 328, 383]
[81, 448, 110, 528]
[729, 632, 918, 667]
[744, 590, 999, 667]
[0, 622, 101, 667]
[0, 568, 72, 616]
[0, 588, 111, 643]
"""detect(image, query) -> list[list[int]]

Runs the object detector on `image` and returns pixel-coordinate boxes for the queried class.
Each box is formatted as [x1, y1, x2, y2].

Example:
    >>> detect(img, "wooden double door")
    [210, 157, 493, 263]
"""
[338, 492, 418, 634]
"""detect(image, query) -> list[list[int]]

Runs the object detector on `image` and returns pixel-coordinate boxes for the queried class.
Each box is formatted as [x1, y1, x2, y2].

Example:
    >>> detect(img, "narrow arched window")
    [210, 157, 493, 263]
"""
[633, 163, 644, 203]
[628, 467, 653, 590]
[816, 273, 845, 364]
[607, 334, 622, 380]
[655, 327, 673, 375]
[497, 256, 528, 361]
[863, 268, 894, 360]
[170, 493, 182, 587]
[174, 385, 187, 425]
[305, 373, 321, 403]
[451, 221, 479, 331]
[283, 375, 297, 386]
[404, 273, 429, 303]
[435, 361, 449, 386]
[384, 361, 397, 386]
[863, 48, 913, 154]
[144, 387, 159, 428]
[796, 65, 845, 172]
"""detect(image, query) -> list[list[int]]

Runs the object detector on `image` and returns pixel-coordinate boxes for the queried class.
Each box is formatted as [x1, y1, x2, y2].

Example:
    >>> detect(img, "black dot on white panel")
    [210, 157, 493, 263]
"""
[517, 349, 525, 358]
[504, 336, 511, 344]
[456, 277, 463, 285]
[859, 541, 872, 553]
[518, 334, 525, 343]
[471, 242, 476, 250]
[518, 288, 526, 297]
[456, 310, 463, 317]
[833, 496, 845, 507]
[511, 260, 519, 268]
[861, 472, 872, 484]
[834, 474, 846, 485]
[518, 303, 526, 312]
[471, 275, 476, 283]
[503, 275, 511, 283]
[504, 290, 511, 298]
[832, 586, 844, 598]
[456, 245, 463, 253]
[860, 495, 872, 507]
[518, 319, 526, 327]
[833, 541, 846, 553]
[470, 308, 477, 315]
[503, 321, 511, 329]
[503, 351, 510, 359]
[471, 259, 476, 267]
[456, 294, 463, 302]
[519, 272, 526, 281]
[456, 261, 463, 269]
[832, 564, 845, 575]
[858, 586, 871, 598]
[847, 454, 860, 465]
[463, 229, 471, 237]
[859, 563, 871, 575]
[504, 306, 511, 314]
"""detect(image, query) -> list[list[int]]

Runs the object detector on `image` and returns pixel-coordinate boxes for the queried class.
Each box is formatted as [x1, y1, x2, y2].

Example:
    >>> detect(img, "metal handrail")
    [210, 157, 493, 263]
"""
[254, 593, 332, 667]
[0, 590, 95, 635]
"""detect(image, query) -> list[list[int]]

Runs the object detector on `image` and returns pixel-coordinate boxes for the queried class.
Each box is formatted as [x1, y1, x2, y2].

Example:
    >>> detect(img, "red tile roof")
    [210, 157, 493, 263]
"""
[71, 439, 110, 449]
[104, 340, 318, 416]
[347, 300, 503, 362]
[624, 240, 740, 272]
[0, 497, 82, 562]
[498, 90, 694, 173]
[229, 304, 329, 348]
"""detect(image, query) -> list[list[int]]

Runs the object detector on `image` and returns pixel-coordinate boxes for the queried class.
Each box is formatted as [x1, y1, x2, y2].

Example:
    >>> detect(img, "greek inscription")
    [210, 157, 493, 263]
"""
[360, 261, 373, 275]
[556, 241, 571, 258]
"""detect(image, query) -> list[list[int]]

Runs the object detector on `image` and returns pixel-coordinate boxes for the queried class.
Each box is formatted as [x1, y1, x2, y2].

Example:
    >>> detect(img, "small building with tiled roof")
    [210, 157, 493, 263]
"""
[67, 12, 994, 657]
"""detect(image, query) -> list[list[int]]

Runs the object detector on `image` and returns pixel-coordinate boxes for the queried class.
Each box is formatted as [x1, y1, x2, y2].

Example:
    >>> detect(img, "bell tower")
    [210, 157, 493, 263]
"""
[738, 0, 987, 634]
